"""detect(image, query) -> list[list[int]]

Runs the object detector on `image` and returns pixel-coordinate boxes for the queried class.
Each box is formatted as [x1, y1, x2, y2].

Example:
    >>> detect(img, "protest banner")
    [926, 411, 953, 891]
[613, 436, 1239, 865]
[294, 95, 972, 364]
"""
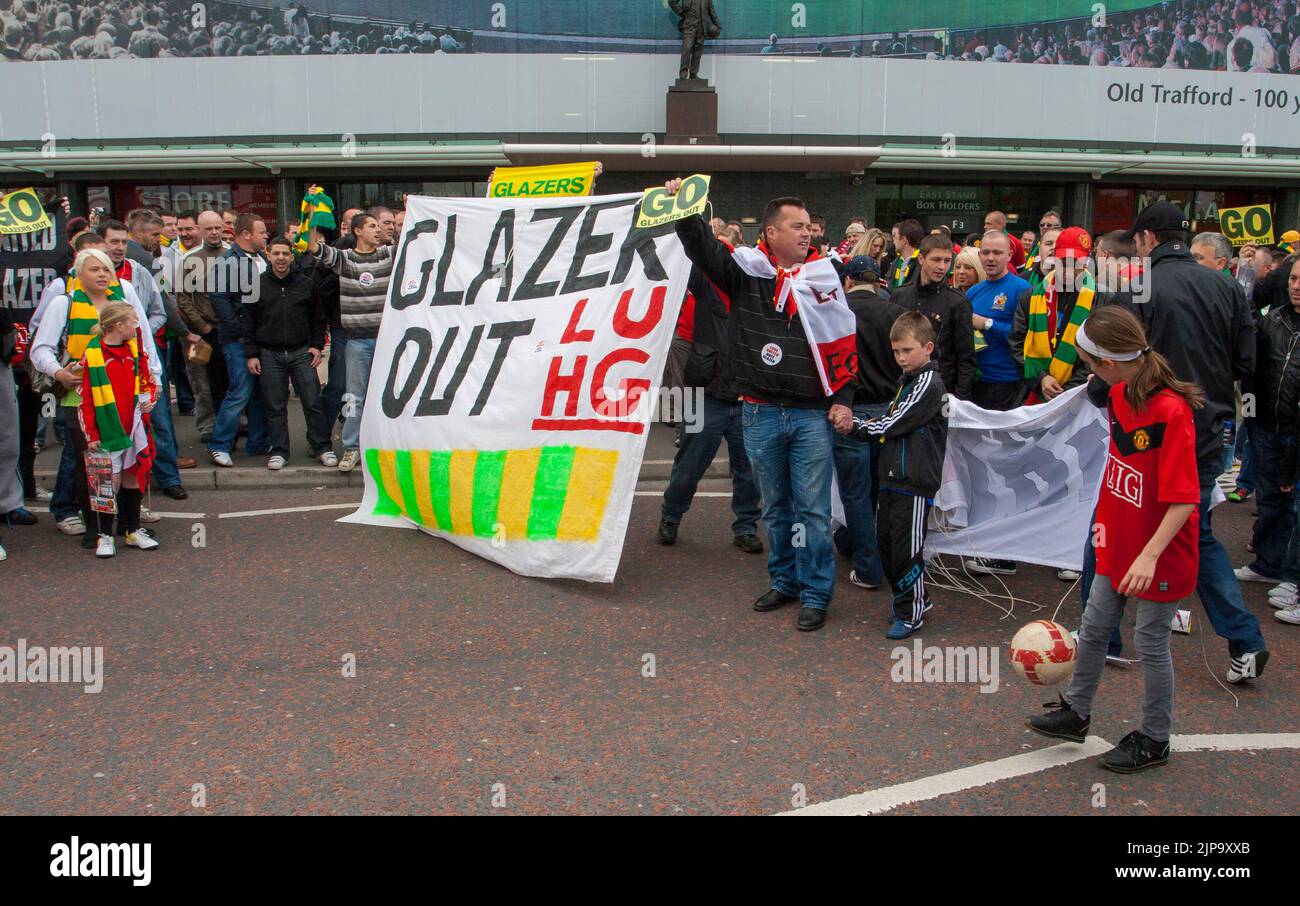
[926, 386, 1109, 570]
[341, 192, 692, 582]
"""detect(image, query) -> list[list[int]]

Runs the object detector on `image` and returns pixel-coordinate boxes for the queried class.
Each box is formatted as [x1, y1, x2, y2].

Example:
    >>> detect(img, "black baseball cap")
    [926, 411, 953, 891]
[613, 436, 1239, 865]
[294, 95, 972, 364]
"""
[842, 255, 881, 280]
[1120, 201, 1190, 241]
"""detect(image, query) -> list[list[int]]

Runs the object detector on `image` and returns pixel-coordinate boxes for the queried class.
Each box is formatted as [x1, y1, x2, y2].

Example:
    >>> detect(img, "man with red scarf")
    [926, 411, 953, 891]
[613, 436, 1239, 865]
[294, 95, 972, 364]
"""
[668, 179, 857, 632]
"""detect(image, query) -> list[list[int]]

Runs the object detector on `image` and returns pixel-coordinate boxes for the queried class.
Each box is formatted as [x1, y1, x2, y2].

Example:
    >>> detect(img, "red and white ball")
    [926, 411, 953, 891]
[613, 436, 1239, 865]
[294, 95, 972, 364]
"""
[1010, 620, 1077, 686]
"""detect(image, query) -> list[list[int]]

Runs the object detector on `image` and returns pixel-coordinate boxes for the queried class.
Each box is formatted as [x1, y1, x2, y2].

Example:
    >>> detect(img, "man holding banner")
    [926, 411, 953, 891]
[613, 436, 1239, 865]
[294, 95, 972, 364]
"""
[667, 180, 858, 632]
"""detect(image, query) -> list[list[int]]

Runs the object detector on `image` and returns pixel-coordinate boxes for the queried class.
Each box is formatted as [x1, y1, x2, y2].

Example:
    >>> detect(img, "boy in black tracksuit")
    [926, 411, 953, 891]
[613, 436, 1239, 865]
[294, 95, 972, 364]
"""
[855, 312, 949, 640]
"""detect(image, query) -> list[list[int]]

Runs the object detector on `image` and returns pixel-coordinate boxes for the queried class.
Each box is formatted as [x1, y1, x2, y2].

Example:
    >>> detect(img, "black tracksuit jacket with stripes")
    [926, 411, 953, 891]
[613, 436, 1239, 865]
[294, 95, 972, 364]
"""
[854, 360, 948, 498]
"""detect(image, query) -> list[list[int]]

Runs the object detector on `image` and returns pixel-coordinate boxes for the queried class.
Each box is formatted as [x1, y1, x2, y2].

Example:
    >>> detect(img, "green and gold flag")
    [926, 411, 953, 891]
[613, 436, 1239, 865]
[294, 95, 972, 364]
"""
[293, 185, 336, 253]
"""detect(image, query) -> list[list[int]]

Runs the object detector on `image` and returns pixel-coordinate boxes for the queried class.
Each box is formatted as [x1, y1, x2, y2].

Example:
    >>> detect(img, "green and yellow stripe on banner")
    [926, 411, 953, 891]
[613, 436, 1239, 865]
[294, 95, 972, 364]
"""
[365, 446, 619, 542]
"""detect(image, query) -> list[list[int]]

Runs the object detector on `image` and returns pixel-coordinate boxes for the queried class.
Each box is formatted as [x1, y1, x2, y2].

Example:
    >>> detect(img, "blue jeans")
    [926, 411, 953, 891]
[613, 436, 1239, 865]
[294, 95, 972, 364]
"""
[741, 402, 836, 610]
[342, 336, 376, 451]
[207, 341, 269, 455]
[1195, 477, 1267, 658]
[1281, 488, 1300, 584]
[1245, 424, 1294, 577]
[171, 341, 195, 411]
[321, 325, 350, 430]
[149, 352, 182, 489]
[661, 394, 760, 536]
[1234, 424, 1255, 492]
[832, 402, 886, 585]
[51, 408, 79, 521]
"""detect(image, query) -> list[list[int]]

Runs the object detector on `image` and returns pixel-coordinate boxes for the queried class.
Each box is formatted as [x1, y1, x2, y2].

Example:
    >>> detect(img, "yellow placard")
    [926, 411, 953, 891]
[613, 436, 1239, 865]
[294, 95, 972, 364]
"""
[636, 174, 711, 229]
[488, 162, 599, 198]
[0, 188, 53, 235]
[1219, 204, 1273, 247]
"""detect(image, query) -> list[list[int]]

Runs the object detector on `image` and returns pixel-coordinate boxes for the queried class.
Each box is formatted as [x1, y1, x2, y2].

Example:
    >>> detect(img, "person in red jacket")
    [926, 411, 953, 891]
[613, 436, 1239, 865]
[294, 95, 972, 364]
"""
[79, 302, 160, 558]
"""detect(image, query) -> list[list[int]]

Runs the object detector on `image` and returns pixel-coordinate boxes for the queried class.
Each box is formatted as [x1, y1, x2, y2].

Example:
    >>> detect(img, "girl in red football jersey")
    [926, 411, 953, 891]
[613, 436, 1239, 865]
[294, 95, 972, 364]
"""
[1026, 306, 1204, 773]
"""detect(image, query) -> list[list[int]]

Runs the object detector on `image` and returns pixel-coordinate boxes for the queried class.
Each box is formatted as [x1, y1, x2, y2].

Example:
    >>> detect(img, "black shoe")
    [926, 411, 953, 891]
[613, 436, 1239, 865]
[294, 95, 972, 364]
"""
[1025, 695, 1091, 743]
[657, 518, 678, 545]
[1100, 730, 1170, 773]
[753, 589, 799, 612]
[80, 532, 98, 550]
[162, 485, 188, 501]
[5, 508, 38, 526]
[796, 606, 827, 631]
[733, 534, 763, 554]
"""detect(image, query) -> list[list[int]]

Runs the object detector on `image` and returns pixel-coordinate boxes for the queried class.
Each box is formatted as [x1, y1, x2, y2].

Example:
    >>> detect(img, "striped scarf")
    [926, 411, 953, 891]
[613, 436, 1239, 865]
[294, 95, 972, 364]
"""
[1023, 270, 1095, 387]
[890, 250, 918, 288]
[294, 185, 337, 253]
[83, 332, 142, 453]
[64, 274, 124, 362]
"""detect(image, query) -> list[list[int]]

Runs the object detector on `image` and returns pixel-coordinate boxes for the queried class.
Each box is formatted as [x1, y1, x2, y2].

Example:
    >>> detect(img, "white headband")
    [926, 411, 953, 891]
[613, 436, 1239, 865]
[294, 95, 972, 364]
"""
[1075, 320, 1146, 362]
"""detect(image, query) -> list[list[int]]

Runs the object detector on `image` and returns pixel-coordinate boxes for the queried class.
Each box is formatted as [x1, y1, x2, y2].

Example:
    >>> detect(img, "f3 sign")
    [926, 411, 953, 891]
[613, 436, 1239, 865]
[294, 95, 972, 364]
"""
[636, 174, 711, 229]
[1219, 204, 1274, 247]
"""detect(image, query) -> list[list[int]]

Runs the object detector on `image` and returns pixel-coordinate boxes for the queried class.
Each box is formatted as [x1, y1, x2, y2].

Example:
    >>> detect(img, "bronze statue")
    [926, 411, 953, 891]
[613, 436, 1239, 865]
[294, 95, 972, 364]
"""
[670, 0, 721, 81]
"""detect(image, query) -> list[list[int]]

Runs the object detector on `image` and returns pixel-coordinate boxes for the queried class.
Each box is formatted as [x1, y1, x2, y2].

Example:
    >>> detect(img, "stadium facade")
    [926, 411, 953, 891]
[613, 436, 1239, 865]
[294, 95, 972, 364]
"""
[2, 0, 1298, 238]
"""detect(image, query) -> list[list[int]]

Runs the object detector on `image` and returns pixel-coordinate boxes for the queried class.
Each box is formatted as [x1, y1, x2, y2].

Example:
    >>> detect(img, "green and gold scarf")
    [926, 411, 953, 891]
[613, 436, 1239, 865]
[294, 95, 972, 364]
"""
[1023, 270, 1095, 387]
[83, 332, 141, 453]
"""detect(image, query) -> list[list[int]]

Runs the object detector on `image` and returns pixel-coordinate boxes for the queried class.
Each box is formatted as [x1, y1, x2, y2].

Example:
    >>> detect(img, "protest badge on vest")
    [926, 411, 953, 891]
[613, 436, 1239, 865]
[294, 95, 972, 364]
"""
[0, 188, 53, 236]
[636, 175, 711, 229]
[487, 162, 600, 198]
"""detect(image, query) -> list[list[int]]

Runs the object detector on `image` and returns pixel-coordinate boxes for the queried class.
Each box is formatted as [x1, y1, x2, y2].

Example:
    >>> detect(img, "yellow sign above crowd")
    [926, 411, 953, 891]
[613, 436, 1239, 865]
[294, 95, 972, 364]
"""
[0, 188, 53, 235]
[635, 174, 711, 229]
[1219, 204, 1274, 246]
[487, 162, 600, 198]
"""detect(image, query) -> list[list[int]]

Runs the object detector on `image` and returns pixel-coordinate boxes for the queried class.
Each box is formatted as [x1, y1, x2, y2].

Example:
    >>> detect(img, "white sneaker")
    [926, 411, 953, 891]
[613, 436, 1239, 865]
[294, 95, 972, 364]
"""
[57, 515, 86, 536]
[1268, 581, 1297, 599]
[318, 451, 338, 468]
[1057, 568, 1082, 582]
[267, 455, 286, 471]
[0, 541, 7, 561]
[338, 450, 360, 473]
[26, 486, 53, 502]
[1269, 592, 1296, 609]
[1275, 605, 1300, 625]
[124, 529, 159, 551]
[209, 450, 234, 468]
[95, 534, 116, 558]
[849, 570, 881, 590]
[140, 506, 162, 524]
[1233, 565, 1279, 584]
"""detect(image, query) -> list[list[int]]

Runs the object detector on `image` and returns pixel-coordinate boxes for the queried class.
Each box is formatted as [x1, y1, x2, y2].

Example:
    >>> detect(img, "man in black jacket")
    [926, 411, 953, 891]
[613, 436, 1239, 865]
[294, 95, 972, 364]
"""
[1116, 202, 1269, 683]
[889, 233, 976, 399]
[1237, 252, 1300, 586]
[244, 236, 334, 470]
[669, 180, 856, 632]
[834, 255, 902, 589]
[658, 268, 761, 554]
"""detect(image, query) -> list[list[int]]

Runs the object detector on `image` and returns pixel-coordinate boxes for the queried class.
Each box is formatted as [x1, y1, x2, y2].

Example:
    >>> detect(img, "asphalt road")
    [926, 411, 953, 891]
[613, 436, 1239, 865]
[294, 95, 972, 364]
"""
[1, 483, 1296, 815]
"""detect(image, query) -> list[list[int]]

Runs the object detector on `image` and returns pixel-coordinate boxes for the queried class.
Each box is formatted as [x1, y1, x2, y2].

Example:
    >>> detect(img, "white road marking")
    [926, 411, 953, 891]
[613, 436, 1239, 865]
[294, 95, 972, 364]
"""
[782, 733, 1300, 816]
[217, 503, 358, 519]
